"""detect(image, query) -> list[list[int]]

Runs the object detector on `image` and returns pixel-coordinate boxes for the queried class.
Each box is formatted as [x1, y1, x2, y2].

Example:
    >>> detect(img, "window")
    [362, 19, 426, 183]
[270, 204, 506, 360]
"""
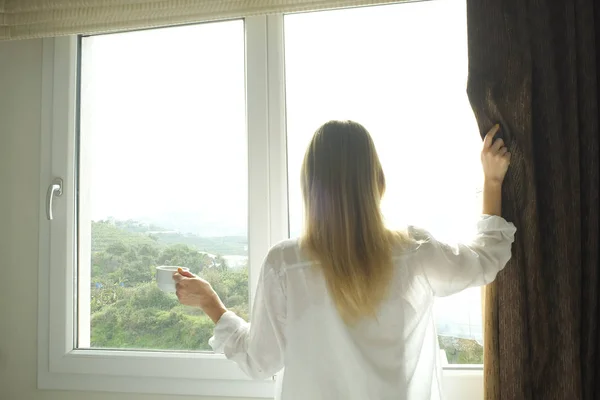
[39, 2, 483, 398]
[78, 21, 248, 351]
[284, 0, 484, 365]
[39, 18, 276, 398]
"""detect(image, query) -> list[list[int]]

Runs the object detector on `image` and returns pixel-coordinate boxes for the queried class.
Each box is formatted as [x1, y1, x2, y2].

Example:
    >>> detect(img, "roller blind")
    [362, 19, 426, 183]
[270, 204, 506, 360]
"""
[0, 0, 405, 40]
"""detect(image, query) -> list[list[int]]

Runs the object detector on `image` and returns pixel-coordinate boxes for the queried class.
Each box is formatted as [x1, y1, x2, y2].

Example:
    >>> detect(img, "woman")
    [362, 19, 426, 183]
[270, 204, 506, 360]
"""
[173, 121, 515, 400]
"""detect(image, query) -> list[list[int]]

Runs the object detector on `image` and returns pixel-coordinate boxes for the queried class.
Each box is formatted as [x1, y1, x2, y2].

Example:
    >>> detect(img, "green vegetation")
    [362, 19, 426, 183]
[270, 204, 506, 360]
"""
[90, 220, 483, 363]
[154, 233, 247, 256]
[90, 220, 248, 351]
[438, 336, 483, 364]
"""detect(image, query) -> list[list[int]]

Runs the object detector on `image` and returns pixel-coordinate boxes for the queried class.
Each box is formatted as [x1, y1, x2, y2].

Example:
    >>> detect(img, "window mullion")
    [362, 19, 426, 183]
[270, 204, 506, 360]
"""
[245, 16, 271, 305]
[266, 14, 289, 246]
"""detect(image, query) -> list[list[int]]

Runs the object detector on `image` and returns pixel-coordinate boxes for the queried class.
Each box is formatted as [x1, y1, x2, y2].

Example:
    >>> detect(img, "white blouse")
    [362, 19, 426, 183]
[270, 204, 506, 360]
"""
[209, 215, 516, 400]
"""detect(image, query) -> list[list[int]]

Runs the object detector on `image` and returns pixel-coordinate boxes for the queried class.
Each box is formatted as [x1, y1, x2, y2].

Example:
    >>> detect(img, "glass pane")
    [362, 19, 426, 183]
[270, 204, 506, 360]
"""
[284, 0, 484, 364]
[78, 21, 248, 351]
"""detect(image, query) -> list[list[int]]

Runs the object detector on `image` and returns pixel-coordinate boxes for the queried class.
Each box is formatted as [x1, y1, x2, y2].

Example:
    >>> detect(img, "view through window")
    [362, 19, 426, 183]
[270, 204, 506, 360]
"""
[284, 0, 485, 364]
[78, 20, 248, 351]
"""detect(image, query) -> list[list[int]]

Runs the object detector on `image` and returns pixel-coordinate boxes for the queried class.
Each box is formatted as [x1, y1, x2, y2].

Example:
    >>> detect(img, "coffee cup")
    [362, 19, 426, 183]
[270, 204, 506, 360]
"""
[156, 266, 190, 293]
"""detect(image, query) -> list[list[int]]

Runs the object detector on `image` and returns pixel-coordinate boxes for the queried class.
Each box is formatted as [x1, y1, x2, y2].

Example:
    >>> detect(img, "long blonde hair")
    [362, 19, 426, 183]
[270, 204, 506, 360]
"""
[300, 120, 401, 323]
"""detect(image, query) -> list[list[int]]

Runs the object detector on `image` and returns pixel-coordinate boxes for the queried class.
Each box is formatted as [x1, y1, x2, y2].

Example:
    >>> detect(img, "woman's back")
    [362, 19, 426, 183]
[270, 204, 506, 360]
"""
[211, 216, 516, 400]
[279, 236, 439, 400]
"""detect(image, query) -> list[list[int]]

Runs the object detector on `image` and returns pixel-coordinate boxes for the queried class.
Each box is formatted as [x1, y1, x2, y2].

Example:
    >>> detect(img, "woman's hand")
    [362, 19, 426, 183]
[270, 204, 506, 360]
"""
[173, 268, 227, 323]
[480, 124, 511, 216]
[481, 124, 511, 184]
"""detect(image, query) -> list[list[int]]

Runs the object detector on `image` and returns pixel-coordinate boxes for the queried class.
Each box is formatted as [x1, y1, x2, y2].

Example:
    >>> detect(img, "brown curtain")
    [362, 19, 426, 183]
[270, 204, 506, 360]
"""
[467, 0, 600, 399]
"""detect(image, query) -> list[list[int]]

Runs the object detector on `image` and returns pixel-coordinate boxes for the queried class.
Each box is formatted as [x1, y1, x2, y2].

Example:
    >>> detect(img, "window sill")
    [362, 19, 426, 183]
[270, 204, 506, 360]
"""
[39, 370, 275, 398]
[39, 365, 482, 399]
[443, 368, 484, 400]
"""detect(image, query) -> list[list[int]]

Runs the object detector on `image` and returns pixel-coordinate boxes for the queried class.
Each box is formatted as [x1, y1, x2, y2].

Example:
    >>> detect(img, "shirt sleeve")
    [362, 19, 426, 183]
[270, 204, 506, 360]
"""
[411, 215, 517, 297]
[208, 248, 286, 380]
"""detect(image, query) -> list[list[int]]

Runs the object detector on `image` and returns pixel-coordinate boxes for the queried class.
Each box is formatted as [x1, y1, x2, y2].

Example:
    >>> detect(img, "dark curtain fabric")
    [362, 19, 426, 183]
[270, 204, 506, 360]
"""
[466, 0, 600, 399]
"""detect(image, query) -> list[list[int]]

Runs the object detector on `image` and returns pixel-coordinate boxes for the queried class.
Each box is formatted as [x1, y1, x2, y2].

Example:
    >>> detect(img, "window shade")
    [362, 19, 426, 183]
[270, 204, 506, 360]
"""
[0, 0, 405, 40]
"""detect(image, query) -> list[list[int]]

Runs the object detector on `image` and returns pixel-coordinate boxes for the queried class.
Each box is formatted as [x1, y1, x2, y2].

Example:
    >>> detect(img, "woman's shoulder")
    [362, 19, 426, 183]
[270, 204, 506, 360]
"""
[264, 238, 306, 270]
[389, 227, 430, 258]
[269, 237, 301, 252]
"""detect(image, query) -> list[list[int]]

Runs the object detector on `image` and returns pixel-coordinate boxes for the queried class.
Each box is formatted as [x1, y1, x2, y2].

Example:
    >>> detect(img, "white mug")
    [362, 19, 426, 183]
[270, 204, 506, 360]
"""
[156, 266, 190, 293]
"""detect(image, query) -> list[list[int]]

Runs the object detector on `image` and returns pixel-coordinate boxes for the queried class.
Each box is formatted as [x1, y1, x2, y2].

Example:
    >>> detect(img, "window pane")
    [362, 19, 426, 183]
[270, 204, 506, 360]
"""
[78, 21, 248, 351]
[284, 0, 484, 364]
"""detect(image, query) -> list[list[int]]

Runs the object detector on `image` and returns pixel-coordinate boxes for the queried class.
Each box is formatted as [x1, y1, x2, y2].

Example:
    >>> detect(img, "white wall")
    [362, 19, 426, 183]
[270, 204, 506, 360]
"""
[0, 38, 258, 400]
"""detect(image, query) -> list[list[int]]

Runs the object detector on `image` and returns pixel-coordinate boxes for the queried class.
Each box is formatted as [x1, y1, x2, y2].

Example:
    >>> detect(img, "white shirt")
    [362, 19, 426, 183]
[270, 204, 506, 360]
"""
[209, 215, 516, 400]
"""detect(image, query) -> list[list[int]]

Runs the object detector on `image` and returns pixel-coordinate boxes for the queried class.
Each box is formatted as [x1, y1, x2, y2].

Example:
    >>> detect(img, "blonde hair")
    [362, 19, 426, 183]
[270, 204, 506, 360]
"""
[300, 120, 404, 323]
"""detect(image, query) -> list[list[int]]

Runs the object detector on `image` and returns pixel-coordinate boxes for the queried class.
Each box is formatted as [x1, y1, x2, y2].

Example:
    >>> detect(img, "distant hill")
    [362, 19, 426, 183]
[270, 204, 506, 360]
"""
[92, 220, 247, 256]
[91, 221, 158, 252]
[152, 232, 247, 256]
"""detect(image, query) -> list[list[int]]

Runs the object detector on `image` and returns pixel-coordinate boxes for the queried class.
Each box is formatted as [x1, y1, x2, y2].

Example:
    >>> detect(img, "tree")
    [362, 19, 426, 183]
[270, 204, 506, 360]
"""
[214, 255, 229, 272]
[158, 244, 214, 274]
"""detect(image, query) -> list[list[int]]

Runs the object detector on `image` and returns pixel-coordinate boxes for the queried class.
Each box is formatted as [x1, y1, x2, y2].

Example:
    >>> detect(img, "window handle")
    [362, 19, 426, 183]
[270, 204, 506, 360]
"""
[46, 178, 63, 221]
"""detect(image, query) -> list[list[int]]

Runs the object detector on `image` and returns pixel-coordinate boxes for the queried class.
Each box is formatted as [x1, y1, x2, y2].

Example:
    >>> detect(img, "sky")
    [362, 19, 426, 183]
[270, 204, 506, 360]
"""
[81, 0, 484, 342]
[80, 21, 247, 236]
[80, 0, 481, 241]
[284, 0, 483, 242]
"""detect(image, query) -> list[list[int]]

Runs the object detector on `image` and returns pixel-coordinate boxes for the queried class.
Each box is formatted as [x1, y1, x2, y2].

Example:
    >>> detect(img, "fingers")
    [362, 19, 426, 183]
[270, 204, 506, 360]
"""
[483, 124, 500, 148]
[178, 267, 194, 278]
[173, 268, 195, 282]
[482, 124, 509, 156]
[492, 138, 505, 152]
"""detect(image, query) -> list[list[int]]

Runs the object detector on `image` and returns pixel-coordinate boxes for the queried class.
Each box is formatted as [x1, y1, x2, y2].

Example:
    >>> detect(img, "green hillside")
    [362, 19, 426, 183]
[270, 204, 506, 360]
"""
[92, 221, 159, 252]
[96, 219, 248, 256]
[152, 233, 247, 256]
[89, 220, 249, 351]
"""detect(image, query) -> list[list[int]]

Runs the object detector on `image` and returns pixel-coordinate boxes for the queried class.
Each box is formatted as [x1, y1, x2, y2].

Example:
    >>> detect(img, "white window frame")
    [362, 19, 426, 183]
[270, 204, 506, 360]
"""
[37, 11, 483, 400]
